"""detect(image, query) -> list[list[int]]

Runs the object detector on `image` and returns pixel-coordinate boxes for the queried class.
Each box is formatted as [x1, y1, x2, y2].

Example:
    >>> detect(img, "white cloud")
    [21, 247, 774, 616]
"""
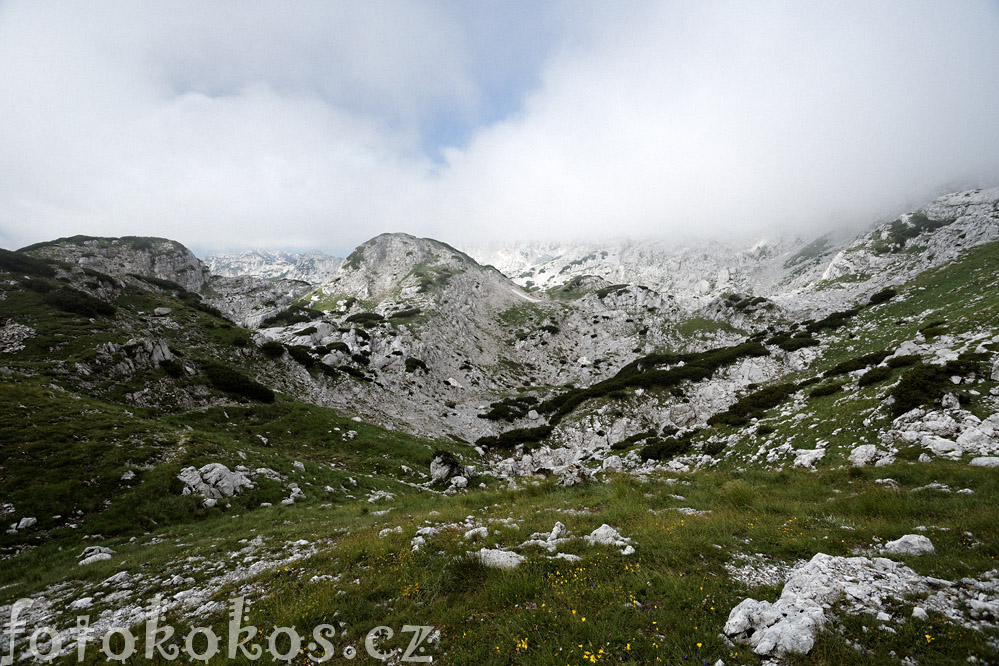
[1, 1, 997, 254]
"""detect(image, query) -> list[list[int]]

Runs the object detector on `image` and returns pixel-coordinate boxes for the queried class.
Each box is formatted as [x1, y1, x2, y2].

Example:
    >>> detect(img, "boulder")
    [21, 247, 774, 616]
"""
[430, 454, 458, 482]
[557, 463, 592, 487]
[602, 455, 623, 473]
[177, 463, 254, 500]
[15, 517, 37, 530]
[585, 524, 635, 555]
[79, 546, 115, 566]
[847, 444, 892, 466]
[724, 553, 929, 657]
[793, 449, 824, 469]
[881, 534, 935, 557]
[473, 548, 525, 570]
[970, 456, 999, 468]
[920, 435, 961, 457]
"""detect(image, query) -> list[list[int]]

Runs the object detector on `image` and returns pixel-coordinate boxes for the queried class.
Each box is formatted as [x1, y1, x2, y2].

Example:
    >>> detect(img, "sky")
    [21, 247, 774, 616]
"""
[1, 1, 998, 257]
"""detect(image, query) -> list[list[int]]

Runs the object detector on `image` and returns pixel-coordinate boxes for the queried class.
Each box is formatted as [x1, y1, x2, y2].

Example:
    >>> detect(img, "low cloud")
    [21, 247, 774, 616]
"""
[1, 1, 997, 254]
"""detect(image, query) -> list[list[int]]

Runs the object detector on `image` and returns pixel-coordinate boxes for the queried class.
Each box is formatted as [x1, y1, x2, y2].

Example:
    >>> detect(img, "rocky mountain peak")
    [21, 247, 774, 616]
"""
[322, 232, 506, 303]
[20, 235, 210, 292]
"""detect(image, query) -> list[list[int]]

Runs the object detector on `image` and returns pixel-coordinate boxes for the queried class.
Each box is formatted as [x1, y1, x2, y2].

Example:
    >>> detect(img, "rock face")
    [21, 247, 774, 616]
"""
[24, 236, 210, 292]
[177, 464, 254, 500]
[724, 553, 930, 657]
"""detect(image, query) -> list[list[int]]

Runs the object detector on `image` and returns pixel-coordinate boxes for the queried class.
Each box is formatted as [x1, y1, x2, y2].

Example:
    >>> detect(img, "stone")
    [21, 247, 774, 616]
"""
[152, 307, 172, 316]
[15, 517, 37, 530]
[724, 553, 929, 657]
[848, 444, 890, 466]
[79, 546, 115, 566]
[430, 455, 457, 482]
[177, 463, 254, 499]
[556, 463, 592, 487]
[473, 548, 525, 570]
[121, 470, 136, 481]
[585, 524, 634, 555]
[912, 606, 928, 620]
[793, 448, 824, 469]
[602, 455, 623, 473]
[920, 435, 961, 457]
[293, 461, 306, 472]
[450, 475, 468, 489]
[970, 456, 999, 467]
[881, 535, 935, 557]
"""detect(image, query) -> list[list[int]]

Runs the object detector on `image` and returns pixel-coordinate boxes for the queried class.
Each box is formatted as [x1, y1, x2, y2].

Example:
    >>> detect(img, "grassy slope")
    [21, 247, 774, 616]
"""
[1, 244, 998, 664]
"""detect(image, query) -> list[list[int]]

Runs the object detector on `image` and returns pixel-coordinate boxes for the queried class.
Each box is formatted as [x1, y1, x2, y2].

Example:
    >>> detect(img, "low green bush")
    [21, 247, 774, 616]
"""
[201, 361, 275, 403]
[857, 365, 893, 386]
[42, 287, 116, 317]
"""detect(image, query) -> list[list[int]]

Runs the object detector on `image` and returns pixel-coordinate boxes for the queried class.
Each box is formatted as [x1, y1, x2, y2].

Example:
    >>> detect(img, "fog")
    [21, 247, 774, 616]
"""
[1, 1, 997, 255]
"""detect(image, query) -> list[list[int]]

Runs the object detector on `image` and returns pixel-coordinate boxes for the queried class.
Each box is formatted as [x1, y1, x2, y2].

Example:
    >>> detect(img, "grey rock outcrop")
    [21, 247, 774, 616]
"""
[177, 463, 254, 500]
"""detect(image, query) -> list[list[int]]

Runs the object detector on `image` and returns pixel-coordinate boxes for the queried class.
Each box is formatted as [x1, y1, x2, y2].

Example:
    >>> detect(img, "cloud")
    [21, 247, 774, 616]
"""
[1, 1, 997, 254]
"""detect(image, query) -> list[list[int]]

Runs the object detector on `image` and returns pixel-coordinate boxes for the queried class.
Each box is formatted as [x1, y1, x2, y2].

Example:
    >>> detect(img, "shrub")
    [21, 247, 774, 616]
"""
[405, 357, 427, 373]
[285, 345, 318, 368]
[805, 307, 861, 333]
[261, 305, 321, 327]
[345, 312, 385, 326]
[640, 435, 692, 460]
[919, 320, 947, 338]
[159, 359, 184, 378]
[201, 361, 275, 402]
[756, 424, 775, 436]
[476, 426, 553, 450]
[42, 287, 116, 317]
[857, 366, 893, 386]
[540, 341, 769, 425]
[352, 353, 371, 366]
[707, 382, 796, 426]
[0, 249, 56, 277]
[825, 351, 891, 377]
[703, 440, 726, 456]
[479, 395, 538, 421]
[260, 341, 285, 358]
[328, 341, 350, 354]
[388, 308, 421, 320]
[886, 354, 920, 368]
[889, 363, 947, 416]
[778, 336, 820, 352]
[338, 365, 370, 381]
[867, 287, 897, 305]
[809, 382, 844, 398]
[296, 326, 318, 336]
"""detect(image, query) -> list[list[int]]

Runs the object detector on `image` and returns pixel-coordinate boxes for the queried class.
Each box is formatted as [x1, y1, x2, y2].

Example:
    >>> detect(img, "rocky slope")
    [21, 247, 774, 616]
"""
[21, 236, 210, 292]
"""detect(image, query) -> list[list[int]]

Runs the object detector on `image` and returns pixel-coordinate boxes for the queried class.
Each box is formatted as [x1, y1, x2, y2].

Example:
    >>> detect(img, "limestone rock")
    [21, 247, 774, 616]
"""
[177, 463, 254, 500]
[881, 535, 935, 557]
[473, 548, 525, 570]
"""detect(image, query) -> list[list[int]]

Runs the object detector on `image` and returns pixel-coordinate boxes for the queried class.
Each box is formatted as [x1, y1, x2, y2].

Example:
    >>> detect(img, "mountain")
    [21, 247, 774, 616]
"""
[21, 235, 211, 292]
[2, 187, 999, 664]
[465, 187, 999, 317]
[203, 249, 342, 284]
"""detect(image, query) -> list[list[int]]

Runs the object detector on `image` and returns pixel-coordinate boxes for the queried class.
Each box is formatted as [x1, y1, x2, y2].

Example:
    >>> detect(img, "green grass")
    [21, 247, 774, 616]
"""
[2, 465, 996, 665]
